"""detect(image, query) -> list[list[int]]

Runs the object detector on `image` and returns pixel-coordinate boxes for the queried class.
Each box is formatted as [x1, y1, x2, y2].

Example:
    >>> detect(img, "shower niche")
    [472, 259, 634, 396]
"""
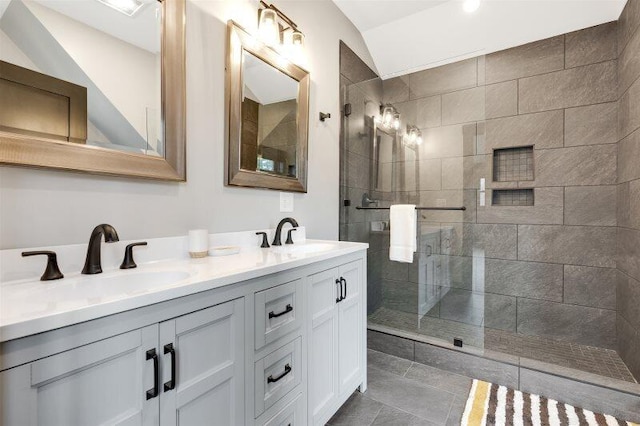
[491, 146, 535, 206]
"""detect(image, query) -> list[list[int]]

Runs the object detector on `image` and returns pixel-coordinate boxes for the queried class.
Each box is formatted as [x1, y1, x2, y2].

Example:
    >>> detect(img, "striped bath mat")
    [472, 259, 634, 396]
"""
[461, 379, 639, 426]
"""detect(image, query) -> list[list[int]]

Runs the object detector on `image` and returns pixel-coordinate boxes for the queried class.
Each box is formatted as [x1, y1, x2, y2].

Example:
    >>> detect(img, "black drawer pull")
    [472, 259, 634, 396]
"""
[163, 343, 176, 392]
[336, 279, 342, 303]
[269, 304, 293, 319]
[146, 348, 159, 400]
[267, 363, 292, 383]
[341, 277, 347, 300]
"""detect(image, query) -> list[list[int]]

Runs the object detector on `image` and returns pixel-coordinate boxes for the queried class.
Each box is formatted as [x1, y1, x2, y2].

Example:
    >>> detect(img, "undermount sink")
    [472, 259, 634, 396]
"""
[272, 243, 336, 254]
[2, 270, 193, 314]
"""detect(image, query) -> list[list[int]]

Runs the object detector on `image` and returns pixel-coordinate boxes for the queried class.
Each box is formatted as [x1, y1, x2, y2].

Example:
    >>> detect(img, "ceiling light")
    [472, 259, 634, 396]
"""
[96, 0, 146, 17]
[463, 0, 480, 13]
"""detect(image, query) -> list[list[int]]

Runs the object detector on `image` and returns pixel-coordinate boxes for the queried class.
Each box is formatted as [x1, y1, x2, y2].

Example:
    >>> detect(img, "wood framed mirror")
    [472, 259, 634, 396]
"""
[225, 21, 310, 193]
[0, 0, 186, 181]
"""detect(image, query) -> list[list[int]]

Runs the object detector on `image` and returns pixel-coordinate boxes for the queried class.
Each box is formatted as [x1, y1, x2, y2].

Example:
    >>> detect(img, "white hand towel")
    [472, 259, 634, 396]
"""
[389, 204, 416, 263]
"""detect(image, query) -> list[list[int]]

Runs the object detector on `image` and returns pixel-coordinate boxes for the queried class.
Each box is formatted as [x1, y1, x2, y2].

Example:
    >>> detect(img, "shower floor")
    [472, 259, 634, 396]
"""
[368, 306, 637, 383]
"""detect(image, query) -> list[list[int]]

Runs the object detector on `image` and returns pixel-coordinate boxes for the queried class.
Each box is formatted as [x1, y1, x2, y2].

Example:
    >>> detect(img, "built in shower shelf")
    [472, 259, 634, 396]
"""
[493, 146, 534, 182]
[492, 188, 534, 206]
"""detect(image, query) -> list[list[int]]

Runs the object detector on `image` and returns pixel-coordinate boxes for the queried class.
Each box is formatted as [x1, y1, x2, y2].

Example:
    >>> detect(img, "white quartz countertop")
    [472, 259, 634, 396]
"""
[0, 240, 367, 342]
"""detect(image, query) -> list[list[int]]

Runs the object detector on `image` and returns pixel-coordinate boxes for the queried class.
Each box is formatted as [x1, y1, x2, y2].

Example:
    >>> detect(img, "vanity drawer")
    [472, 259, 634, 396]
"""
[259, 393, 304, 426]
[255, 279, 302, 350]
[255, 337, 302, 417]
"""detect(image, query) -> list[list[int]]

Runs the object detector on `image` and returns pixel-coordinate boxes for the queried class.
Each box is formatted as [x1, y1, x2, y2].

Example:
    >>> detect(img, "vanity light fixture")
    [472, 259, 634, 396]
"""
[393, 112, 401, 130]
[258, 8, 280, 46]
[258, 2, 306, 57]
[463, 0, 481, 13]
[404, 125, 423, 147]
[380, 104, 401, 131]
[96, 0, 147, 17]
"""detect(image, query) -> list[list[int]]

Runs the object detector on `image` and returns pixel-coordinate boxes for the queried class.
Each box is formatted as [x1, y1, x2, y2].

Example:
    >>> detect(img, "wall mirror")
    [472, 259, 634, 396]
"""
[226, 21, 310, 192]
[0, 0, 185, 180]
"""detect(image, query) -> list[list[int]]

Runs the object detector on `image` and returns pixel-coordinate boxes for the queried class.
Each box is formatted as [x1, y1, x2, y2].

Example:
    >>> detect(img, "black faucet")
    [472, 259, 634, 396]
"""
[272, 217, 299, 246]
[82, 224, 120, 274]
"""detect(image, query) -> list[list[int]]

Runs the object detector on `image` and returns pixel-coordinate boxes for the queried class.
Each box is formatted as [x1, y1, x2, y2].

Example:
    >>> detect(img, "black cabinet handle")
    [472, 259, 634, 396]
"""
[341, 277, 347, 300]
[336, 279, 342, 303]
[21, 251, 64, 281]
[146, 349, 159, 400]
[267, 363, 292, 383]
[269, 304, 293, 319]
[163, 343, 176, 392]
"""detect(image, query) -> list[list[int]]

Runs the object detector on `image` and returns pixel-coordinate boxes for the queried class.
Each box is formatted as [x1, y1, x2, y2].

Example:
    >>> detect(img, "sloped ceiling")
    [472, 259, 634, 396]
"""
[333, 0, 627, 79]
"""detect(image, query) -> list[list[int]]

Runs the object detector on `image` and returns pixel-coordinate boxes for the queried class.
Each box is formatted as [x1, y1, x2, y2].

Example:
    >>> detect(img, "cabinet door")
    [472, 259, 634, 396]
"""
[1, 325, 159, 426]
[159, 298, 244, 426]
[337, 260, 363, 394]
[307, 268, 340, 425]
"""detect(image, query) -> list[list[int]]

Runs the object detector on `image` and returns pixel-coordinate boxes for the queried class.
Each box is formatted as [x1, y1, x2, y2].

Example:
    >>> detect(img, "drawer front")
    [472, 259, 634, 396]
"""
[255, 279, 302, 350]
[255, 337, 302, 417]
[260, 393, 304, 426]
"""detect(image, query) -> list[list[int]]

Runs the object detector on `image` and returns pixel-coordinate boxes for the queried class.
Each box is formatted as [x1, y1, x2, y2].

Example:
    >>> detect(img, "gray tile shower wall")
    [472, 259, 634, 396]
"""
[381, 21, 625, 356]
[617, 0, 640, 381]
[339, 42, 385, 314]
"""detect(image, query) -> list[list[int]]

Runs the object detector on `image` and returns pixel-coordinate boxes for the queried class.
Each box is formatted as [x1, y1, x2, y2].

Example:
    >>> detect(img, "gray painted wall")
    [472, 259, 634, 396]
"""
[0, 0, 377, 250]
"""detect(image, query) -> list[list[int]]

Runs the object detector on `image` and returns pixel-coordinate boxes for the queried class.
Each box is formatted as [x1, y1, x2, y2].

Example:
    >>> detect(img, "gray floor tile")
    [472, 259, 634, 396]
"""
[404, 362, 473, 397]
[364, 366, 455, 424]
[371, 405, 439, 426]
[368, 349, 413, 376]
[446, 396, 467, 426]
[327, 392, 382, 426]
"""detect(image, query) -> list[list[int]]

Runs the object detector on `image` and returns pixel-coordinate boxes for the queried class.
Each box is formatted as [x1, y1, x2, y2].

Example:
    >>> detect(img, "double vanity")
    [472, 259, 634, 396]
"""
[0, 227, 368, 425]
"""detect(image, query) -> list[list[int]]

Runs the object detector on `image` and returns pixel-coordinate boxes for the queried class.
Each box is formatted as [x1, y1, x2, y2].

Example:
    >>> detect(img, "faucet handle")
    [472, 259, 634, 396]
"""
[22, 251, 64, 281]
[285, 228, 297, 245]
[120, 242, 147, 269]
[256, 232, 270, 248]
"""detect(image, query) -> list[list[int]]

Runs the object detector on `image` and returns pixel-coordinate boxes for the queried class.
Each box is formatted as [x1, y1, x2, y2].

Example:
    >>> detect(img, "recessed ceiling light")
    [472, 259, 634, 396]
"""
[96, 0, 146, 17]
[463, 0, 481, 13]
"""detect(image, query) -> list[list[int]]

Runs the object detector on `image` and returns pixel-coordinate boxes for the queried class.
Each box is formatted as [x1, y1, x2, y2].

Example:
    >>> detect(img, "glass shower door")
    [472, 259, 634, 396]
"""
[340, 75, 485, 351]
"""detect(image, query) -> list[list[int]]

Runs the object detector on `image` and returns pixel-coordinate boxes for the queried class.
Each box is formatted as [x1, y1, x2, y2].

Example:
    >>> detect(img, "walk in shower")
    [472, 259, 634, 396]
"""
[339, 23, 640, 389]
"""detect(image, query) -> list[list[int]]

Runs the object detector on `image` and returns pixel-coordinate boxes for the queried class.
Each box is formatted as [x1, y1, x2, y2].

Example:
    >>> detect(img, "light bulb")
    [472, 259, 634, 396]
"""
[463, 0, 480, 13]
[286, 30, 305, 64]
[382, 106, 394, 127]
[416, 136, 424, 145]
[291, 31, 304, 47]
[393, 113, 401, 130]
[258, 8, 280, 46]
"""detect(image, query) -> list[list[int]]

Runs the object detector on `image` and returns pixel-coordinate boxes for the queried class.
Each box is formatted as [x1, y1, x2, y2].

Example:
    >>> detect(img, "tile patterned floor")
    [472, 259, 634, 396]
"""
[327, 349, 473, 426]
[368, 307, 637, 383]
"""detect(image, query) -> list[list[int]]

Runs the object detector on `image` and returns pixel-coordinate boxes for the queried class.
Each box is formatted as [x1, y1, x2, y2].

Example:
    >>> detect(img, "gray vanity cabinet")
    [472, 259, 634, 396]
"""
[0, 325, 160, 426]
[0, 298, 245, 426]
[308, 260, 365, 425]
[0, 248, 368, 426]
[159, 298, 245, 425]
